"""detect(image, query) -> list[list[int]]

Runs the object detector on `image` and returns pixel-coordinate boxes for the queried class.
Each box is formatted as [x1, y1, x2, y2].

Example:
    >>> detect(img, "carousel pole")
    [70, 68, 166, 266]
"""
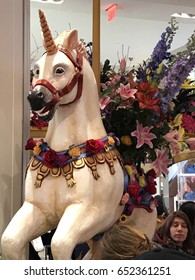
[92, 0, 100, 93]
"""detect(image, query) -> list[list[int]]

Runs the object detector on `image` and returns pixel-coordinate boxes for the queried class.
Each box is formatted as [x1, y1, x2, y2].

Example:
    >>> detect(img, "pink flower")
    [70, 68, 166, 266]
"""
[164, 130, 180, 144]
[170, 144, 180, 154]
[164, 129, 181, 155]
[119, 57, 126, 73]
[151, 149, 172, 177]
[99, 96, 115, 110]
[117, 83, 137, 100]
[131, 121, 156, 148]
[186, 137, 195, 150]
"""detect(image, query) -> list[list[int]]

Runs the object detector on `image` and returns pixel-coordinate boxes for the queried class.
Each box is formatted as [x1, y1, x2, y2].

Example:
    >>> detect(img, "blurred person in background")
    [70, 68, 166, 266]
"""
[179, 201, 195, 240]
[152, 211, 195, 256]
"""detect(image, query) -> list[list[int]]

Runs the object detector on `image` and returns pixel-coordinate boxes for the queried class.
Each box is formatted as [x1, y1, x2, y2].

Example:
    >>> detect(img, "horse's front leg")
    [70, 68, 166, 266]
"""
[51, 203, 99, 260]
[1, 201, 51, 259]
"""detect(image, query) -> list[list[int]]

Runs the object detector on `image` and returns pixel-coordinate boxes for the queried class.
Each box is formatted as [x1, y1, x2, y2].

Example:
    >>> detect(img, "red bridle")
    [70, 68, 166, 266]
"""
[32, 48, 83, 113]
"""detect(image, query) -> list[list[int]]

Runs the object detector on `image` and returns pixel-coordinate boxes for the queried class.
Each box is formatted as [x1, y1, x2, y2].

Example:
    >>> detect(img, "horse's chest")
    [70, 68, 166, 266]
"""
[26, 149, 122, 189]
[25, 149, 124, 218]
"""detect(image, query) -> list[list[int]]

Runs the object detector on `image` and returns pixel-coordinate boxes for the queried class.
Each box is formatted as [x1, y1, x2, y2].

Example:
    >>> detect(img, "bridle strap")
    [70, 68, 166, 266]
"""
[33, 79, 59, 96]
[59, 48, 82, 71]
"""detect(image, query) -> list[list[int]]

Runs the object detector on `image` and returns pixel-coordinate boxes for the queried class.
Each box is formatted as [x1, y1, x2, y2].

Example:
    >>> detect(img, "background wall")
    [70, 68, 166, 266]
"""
[0, 0, 30, 257]
[30, 3, 195, 70]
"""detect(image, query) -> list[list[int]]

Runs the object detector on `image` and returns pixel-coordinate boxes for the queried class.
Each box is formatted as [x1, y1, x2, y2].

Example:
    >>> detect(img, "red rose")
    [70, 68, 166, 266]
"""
[86, 139, 104, 154]
[43, 150, 58, 168]
[146, 168, 156, 178]
[127, 181, 140, 199]
[145, 182, 157, 195]
[25, 138, 36, 150]
[55, 154, 69, 167]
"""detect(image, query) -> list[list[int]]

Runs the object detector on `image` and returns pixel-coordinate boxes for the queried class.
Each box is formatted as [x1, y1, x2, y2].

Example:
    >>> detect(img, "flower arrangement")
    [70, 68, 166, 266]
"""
[99, 17, 195, 213]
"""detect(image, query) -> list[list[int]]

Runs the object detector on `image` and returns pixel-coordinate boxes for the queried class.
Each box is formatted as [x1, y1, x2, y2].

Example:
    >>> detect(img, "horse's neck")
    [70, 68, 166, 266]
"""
[45, 84, 106, 151]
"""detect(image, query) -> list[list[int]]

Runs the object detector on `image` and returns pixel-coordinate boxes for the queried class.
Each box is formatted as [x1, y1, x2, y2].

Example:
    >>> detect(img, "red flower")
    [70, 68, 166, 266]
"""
[127, 181, 140, 199]
[135, 91, 160, 113]
[145, 179, 157, 195]
[135, 82, 158, 94]
[30, 112, 48, 129]
[146, 168, 157, 178]
[43, 150, 58, 168]
[182, 113, 195, 133]
[25, 138, 36, 150]
[86, 139, 104, 154]
[55, 154, 69, 167]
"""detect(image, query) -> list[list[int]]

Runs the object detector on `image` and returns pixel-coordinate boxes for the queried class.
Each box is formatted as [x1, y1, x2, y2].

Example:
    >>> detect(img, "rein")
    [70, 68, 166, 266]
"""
[32, 48, 83, 113]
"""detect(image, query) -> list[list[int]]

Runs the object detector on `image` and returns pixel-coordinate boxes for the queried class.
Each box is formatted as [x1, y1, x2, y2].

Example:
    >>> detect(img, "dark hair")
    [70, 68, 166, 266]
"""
[153, 211, 195, 255]
[154, 195, 169, 217]
[179, 201, 195, 238]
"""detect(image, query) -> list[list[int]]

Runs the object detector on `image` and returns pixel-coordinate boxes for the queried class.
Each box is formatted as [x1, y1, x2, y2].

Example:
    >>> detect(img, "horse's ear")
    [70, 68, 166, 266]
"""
[54, 29, 78, 51]
[64, 29, 78, 50]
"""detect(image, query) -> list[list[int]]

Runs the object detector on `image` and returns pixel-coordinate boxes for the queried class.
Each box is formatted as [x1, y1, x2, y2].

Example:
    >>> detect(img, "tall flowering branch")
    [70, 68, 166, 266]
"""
[136, 17, 178, 84]
[158, 53, 195, 113]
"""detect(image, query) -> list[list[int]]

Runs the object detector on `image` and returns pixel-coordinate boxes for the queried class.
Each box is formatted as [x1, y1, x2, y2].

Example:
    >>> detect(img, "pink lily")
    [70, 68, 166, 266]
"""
[151, 149, 172, 177]
[120, 57, 126, 73]
[164, 129, 180, 144]
[164, 129, 181, 155]
[99, 96, 115, 110]
[131, 121, 156, 148]
[117, 83, 137, 100]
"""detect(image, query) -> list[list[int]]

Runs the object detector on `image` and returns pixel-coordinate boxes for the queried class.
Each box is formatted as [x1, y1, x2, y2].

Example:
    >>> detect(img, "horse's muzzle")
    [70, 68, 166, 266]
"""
[27, 91, 47, 111]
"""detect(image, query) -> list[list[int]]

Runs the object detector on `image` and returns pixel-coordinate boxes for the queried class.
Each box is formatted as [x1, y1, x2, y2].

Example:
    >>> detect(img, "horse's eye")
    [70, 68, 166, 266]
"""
[33, 67, 39, 78]
[56, 67, 65, 75]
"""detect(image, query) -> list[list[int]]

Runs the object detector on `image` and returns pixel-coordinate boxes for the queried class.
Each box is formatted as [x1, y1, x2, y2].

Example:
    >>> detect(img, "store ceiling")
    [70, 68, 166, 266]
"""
[31, 0, 195, 22]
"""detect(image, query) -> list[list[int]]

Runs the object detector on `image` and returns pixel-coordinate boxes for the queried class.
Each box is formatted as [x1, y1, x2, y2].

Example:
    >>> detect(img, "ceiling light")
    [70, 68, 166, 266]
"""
[172, 12, 195, 19]
[31, 0, 64, 4]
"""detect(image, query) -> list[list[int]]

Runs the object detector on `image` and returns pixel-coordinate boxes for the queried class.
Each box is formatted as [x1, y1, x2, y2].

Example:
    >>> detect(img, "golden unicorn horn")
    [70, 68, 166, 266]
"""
[38, 9, 58, 55]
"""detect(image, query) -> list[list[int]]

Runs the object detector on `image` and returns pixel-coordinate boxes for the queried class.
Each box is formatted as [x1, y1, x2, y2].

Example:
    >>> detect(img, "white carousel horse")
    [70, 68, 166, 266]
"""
[1, 10, 125, 260]
[1, 10, 157, 260]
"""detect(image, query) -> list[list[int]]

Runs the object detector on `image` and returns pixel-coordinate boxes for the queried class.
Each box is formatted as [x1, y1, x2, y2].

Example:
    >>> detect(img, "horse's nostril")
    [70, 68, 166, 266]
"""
[37, 92, 44, 98]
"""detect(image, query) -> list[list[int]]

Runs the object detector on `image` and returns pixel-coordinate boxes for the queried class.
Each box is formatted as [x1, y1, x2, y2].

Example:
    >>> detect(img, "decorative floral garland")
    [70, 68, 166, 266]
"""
[120, 163, 157, 217]
[25, 135, 116, 169]
[25, 135, 157, 215]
